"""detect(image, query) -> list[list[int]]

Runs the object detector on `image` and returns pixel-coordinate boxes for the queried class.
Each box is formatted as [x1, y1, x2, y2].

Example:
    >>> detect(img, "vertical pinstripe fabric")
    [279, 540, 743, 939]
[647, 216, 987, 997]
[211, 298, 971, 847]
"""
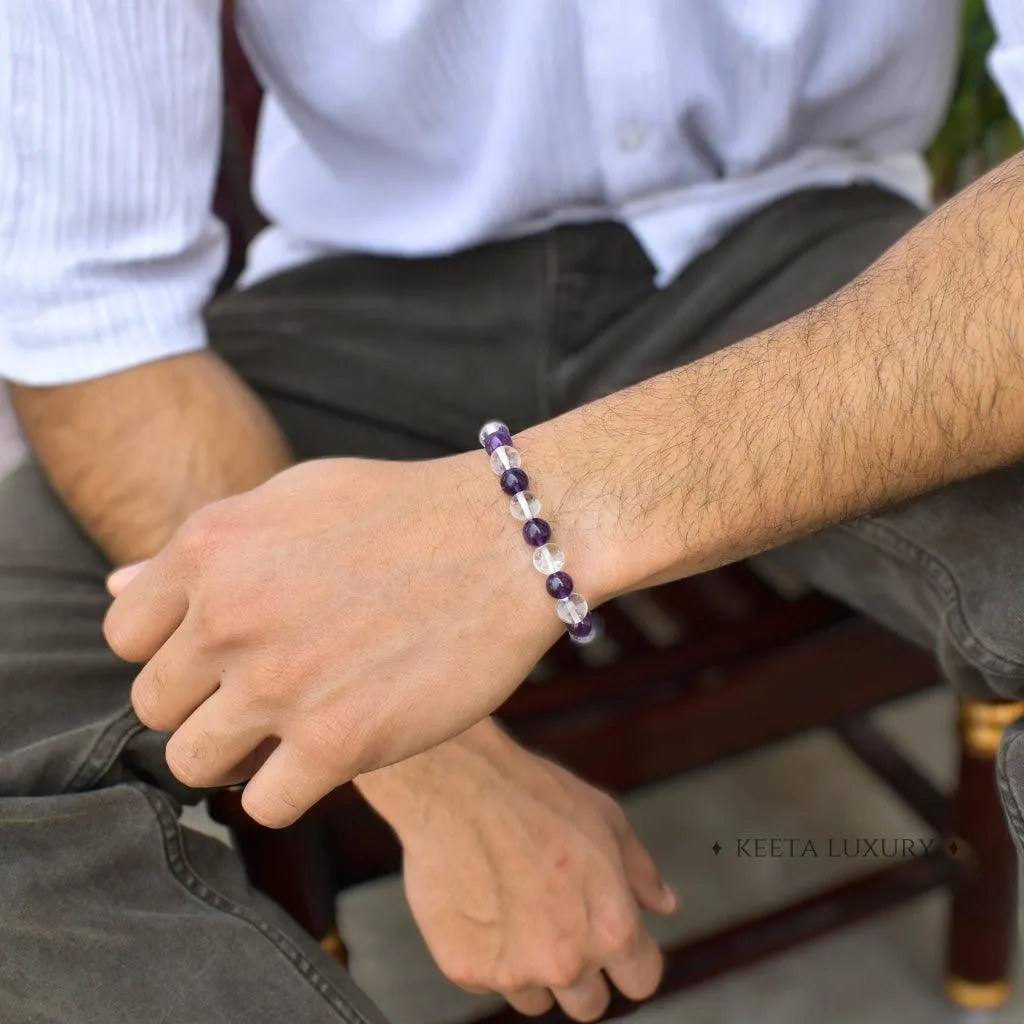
[0, 0, 1018, 386]
[0, 0, 226, 384]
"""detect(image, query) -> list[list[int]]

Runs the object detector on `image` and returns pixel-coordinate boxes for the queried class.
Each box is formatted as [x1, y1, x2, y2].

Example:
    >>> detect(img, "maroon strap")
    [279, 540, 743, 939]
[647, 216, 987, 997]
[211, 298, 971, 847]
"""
[220, 0, 262, 166]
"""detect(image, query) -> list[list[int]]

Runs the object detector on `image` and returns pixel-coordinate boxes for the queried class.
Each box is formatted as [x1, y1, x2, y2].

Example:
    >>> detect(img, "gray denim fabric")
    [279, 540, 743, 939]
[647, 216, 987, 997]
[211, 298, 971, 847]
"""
[3, 185, 1024, 1021]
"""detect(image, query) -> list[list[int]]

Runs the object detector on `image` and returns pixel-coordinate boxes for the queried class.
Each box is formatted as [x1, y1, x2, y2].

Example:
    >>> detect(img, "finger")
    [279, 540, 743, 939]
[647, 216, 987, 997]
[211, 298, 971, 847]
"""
[240, 739, 343, 829]
[205, 738, 283, 791]
[552, 971, 610, 1023]
[619, 827, 676, 915]
[107, 560, 148, 597]
[603, 927, 664, 1004]
[505, 988, 556, 1017]
[104, 546, 191, 663]
[129, 624, 218, 733]
[164, 689, 274, 791]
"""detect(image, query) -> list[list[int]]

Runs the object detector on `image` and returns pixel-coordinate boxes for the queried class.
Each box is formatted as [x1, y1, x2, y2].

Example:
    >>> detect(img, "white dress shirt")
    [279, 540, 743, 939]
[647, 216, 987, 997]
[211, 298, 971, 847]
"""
[1, 0, 1023, 386]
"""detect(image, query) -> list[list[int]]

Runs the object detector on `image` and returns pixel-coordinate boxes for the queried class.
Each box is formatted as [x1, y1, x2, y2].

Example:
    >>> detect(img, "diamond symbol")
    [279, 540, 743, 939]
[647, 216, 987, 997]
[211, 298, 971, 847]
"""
[712, 841, 722, 855]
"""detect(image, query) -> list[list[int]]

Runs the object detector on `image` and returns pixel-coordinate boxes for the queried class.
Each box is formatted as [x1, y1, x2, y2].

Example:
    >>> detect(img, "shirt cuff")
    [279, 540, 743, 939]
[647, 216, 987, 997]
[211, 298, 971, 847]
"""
[0, 313, 209, 387]
[0, 225, 225, 386]
[0, 262, 220, 385]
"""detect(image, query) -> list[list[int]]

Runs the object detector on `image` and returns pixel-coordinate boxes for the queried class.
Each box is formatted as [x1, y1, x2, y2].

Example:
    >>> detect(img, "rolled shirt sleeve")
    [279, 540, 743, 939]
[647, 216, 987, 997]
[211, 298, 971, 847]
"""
[987, 0, 1024, 133]
[0, 0, 227, 385]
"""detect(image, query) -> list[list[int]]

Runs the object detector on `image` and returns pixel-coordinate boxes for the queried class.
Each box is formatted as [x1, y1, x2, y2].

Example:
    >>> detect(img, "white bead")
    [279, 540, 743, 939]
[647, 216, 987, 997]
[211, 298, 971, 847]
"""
[510, 491, 540, 521]
[556, 593, 589, 625]
[489, 445, 521, 474]
[478, 420, 509, 447]
[532, 543, 565, 575]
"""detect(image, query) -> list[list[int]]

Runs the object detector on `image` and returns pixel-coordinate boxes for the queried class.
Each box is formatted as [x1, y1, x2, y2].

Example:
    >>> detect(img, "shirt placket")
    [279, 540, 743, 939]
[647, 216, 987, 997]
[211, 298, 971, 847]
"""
[574, 0, 677, 209]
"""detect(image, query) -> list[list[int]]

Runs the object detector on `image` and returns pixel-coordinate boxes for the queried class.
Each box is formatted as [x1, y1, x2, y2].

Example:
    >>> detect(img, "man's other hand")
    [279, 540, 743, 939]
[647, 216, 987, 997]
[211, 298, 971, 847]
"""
[360, 721, 675, 1021]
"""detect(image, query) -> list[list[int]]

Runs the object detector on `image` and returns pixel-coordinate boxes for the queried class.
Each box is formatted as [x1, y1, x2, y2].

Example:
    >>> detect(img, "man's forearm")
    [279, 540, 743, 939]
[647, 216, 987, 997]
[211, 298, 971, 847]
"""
[11, 351, 292, 564]
[529, 154, 1024, 602]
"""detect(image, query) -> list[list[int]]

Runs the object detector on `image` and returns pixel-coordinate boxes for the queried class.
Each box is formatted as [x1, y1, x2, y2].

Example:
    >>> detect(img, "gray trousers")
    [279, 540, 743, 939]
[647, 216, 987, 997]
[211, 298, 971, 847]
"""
[3, 186, 1024, 1022]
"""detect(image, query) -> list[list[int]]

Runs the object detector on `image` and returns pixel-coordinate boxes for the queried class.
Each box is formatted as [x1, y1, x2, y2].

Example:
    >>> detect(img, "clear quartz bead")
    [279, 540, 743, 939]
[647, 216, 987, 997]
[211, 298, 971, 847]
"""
[532, 543, 566, 575]
[478, 420, 510, 447]
[509, 491, 541, 521]
[489, 445, 521, 474]
[556, 593, 589, 625]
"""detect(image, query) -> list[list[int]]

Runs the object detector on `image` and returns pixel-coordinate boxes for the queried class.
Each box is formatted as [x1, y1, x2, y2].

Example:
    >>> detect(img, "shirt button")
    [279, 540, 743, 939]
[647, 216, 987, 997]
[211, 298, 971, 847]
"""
[617, 123, 647, 153]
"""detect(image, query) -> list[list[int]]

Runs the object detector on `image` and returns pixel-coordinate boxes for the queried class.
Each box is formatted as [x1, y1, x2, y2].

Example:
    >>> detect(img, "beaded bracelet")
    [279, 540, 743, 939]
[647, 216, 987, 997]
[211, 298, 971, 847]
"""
[478, 420, 598, 645]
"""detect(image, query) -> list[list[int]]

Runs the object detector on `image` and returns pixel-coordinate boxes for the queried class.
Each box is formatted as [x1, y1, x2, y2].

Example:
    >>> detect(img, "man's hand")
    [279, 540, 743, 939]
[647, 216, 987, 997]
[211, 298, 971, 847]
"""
[357, 721, 676, 1021]
[104, 454, 584, 828]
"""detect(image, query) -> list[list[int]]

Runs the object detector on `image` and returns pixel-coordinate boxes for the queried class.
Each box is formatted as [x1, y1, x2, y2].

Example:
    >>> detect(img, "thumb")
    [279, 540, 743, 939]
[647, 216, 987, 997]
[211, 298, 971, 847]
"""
[620, 828, 677, 915]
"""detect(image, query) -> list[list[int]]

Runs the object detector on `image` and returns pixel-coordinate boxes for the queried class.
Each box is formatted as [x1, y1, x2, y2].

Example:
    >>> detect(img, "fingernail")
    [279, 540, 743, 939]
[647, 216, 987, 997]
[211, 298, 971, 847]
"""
[106, 560, 147, 595]
[661, 883, 678, 912]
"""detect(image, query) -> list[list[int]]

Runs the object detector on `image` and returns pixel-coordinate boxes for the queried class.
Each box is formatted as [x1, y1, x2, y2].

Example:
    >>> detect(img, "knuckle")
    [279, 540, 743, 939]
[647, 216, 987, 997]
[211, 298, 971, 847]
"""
[297, 705, 378, 780]
[438, 955, 484, 992]
[190, 594, 243, 651]
[590, 898, 640, 958]
[491, 965, 531, 994]
[540, 951, 586, 992]
[298, 714, 349, 764]
[102, 607, 135, 660]
[165, 731, 220, 788]
[131, 685, 159, 730]
[290, 733, 360, 801]
[189, 583, 277, 655]
[237, 652, 275, 695]
[175, 506, 231, 565]
[241, 769, 312, 829]
[245, 664, 283, 705]
[243, 653, 306, 711]
[240, 787, 292, 830]
[131, 664, 169, 729]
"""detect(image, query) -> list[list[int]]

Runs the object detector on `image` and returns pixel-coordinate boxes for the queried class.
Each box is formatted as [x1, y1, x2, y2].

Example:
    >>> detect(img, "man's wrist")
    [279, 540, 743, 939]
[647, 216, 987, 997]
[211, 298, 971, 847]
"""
[354, 718, 516, 835]
[516, 407, 680, 606]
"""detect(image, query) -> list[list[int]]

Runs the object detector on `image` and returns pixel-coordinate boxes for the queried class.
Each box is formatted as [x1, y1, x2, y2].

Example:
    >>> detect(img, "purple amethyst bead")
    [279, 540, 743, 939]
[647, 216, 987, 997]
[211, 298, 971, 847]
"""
[546, 571, 574, 599]
[522, 518, 552, 547]
[566, 614, 595, 641]
[484, 430, 513, 455]
[500, 467, 529, 496]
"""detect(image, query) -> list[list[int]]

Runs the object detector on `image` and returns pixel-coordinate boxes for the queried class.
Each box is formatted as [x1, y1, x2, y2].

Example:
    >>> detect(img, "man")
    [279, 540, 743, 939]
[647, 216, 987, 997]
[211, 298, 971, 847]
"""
[3, 1, 1024, 1022]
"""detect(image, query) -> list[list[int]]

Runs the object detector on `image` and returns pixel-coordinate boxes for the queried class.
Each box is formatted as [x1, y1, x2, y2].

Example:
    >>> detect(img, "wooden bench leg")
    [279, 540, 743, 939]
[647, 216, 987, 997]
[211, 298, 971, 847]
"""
[319, 929, 349, 967]
[945, 699, 1024, 1012]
